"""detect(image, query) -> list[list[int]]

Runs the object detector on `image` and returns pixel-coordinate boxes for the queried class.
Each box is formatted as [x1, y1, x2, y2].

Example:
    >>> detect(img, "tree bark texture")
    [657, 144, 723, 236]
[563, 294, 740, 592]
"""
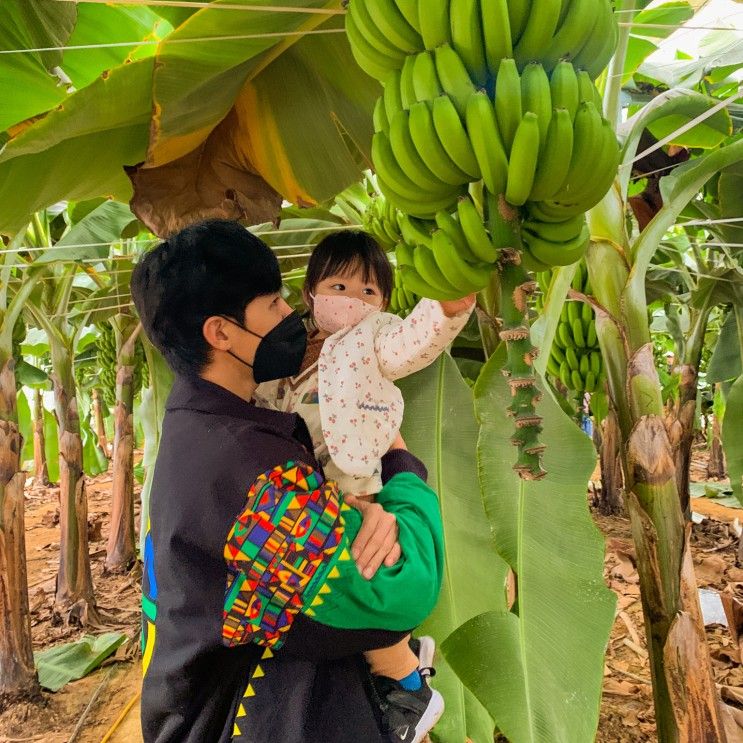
[92, 388, 109, 459]
[707, 414, 726, 479]
[32, 388, 50, 486]
[596, 410, 625, 515]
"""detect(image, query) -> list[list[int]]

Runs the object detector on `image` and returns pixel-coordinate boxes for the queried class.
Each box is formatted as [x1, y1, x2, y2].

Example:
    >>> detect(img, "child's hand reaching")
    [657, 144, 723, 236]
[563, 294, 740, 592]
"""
[439, 293, 476, 318]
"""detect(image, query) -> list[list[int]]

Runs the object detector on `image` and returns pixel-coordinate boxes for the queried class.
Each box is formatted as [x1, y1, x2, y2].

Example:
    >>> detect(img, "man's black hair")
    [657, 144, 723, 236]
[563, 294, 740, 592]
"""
[304, 230, 393, 306]
[131, 219, 282, 377]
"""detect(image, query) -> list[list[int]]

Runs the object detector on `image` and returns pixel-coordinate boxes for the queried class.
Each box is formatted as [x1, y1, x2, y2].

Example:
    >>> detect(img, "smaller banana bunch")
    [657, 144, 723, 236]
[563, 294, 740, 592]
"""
[346, 0, 617, 84]
[388, 265, 419, 316]
[363, 193, 404, 251]
[395, 196, 497, 300]
[536, 262, 603, 393]
[96, 324, 118, 407]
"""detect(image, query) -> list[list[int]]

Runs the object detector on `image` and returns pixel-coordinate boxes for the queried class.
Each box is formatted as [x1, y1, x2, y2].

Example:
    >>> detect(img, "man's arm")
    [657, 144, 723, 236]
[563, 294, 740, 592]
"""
[220, 451, 443, 661]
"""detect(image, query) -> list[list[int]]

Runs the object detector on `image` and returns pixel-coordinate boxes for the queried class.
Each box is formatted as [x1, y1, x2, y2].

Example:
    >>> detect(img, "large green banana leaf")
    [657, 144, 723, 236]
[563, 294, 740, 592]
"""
[723, 373, 743, 506]
[708, 311, 742, 383]
[441, 348, 615, 743]
[0, 0, 76, 132]
[398, 355, 507, 743]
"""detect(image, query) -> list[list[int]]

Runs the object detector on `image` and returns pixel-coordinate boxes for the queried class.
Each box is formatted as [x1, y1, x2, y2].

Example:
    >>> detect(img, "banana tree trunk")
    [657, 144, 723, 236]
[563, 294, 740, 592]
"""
[587, 211, 725, 742]
[92, 389, 109, 459]
[105, 320, 140, 573]
[707, 411, 726, 479]
[597, 409, 625, 516]
[32, 388, 50, 487]
[50, 341, 97, 623]
[0, 356, 38, 705]
[673, 305, 711, 517]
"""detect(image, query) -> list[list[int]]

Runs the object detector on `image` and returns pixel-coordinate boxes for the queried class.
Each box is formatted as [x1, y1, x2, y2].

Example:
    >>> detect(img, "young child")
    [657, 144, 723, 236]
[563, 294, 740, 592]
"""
[255, 230, 474, 743]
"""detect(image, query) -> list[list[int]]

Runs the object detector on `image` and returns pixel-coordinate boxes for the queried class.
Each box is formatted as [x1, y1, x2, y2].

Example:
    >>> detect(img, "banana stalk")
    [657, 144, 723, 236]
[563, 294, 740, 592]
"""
[487, 192, 546, 480]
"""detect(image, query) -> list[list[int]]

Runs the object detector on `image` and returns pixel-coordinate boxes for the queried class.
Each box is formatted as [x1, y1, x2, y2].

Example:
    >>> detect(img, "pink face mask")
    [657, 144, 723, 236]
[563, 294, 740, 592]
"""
[312, 293, 381, 334]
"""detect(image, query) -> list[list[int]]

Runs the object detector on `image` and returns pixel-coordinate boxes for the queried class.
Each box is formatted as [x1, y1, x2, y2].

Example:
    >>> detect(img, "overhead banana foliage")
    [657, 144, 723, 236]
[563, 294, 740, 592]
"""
[0, 0, 380, 237]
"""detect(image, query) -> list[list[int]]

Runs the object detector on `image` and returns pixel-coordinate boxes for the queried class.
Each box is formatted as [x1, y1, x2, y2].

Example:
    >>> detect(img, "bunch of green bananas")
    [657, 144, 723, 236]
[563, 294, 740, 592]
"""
[536, 262, 603, 393]
[96, 324, 148, 407]
[346, 0, 617, 84]
[388, 265, 419, 317]
[333, 181, 372, 224]
[395, 196, 498, 299]
[96, 324, 118, 407]
[363, 194, 404, 250]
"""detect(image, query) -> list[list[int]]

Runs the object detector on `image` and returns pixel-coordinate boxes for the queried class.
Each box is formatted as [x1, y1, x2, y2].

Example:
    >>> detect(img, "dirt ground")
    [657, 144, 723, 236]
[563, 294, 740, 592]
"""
[2, 444, 743, 743]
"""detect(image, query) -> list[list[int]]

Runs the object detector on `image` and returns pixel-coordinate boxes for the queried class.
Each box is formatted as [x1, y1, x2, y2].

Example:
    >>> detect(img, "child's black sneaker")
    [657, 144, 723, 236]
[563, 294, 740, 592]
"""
[374, 674, 445, 743]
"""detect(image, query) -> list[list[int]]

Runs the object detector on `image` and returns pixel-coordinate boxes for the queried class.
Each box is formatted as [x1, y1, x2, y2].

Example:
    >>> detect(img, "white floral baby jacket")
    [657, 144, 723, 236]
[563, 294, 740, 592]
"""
[254, 298, 472, 495]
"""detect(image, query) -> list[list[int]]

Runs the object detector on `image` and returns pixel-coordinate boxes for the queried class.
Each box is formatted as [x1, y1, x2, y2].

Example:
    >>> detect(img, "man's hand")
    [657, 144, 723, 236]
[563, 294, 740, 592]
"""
[439, 293, 476, 318]
[345, 496, 402, 579]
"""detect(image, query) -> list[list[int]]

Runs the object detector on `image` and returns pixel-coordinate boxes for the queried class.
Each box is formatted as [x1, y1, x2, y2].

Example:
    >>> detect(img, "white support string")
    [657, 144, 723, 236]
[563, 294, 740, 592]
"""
[0, 27, 346, 54]
[54, 0, 345, 14]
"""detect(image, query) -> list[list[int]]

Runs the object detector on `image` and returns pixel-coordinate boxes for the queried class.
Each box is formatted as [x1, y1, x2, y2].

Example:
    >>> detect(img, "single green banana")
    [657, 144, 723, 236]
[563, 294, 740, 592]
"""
[345, 12, 401, 82]
[431, 229, 492, 293]
[412, 50, 442, 102]
[508, 0, 533, 46]
[419, 0, 451, 50]
[481, 0, 513, 73]
[571, 369, 584, 391]
[413, 244, 462, 294]
[574, 0, 617, 80]
[576, 70, 603, 111]
[505, 111, 540, 206]
[554, 101, 603, 202]
[364, 0, 422, 53]
[587, 321, 597, 348]
[572, 317, 586, 347]
[527, 201, 574, 223]
[572, 261, 584, 290]
[579, 353, 590, 376]
[373, 96, 390, 134]
[567, 300, 580, 325]
[377, 175, 461, 217]
[435, 209, 481, 261]
[540, 0, 600, 71]
[556, 322, 571, 349]
[524, 212, 584, 244]
[547, 354, 562, 379]
[450, 0, 488, 87]
[559, 360, 572, 388]
[394, 0, 422, 32]
[372, 131, 432, 202]
[584, 370, 596, 393]
[457, 195, 499, 262]
[551, 343, 566, 365]
[399, 214, 434, 247]
[494, 58, 522, 153]
[431, 95, 482, 178]
[590, 350, 601, 376]
[465, 90, 509, 196]
[400, 264, 462, 301]
[513, 0, 561, 69]
[523, 222, 590, 266]
[549, 61, 579, 122]
[581, 300, 592, 323]
[384, 69, 405, 123]
[565, 345, 580, 372]
[389, 109, 452, 194]
[348, 0, 409, 62]
[396, 241, 416, 266]
[434, 43, 476, 118]
[520, 62, 552, 150]
[528, 107, 574, 201]
[400, 54, 419, 110]
[408, 101, 470, 185]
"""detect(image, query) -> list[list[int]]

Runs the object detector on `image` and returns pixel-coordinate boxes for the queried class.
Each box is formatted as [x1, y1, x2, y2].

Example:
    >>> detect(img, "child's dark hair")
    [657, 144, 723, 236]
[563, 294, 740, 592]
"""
[304, 230, 393, 306]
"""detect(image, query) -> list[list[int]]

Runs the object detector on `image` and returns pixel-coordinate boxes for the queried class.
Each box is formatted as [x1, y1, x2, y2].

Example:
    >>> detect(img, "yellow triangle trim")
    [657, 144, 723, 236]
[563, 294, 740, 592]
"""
[305, 607, 316, 617]
[329, 566, 341, 579]
[261, 647, 274, 660]
[233, 722, 241, 736]
[244, 684, 255, 698]
[237, 704, 246, 718]
[311, 595, 324, 607]
[320, 583, 332, 595]
[253, 664, 265, 679]
[339, 548, 352, 562]
[340, 502, 352, 512]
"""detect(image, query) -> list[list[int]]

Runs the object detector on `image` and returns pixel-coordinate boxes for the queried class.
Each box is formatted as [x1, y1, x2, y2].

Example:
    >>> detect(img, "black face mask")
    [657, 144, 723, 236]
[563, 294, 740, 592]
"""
[221, 312, 307, 384]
